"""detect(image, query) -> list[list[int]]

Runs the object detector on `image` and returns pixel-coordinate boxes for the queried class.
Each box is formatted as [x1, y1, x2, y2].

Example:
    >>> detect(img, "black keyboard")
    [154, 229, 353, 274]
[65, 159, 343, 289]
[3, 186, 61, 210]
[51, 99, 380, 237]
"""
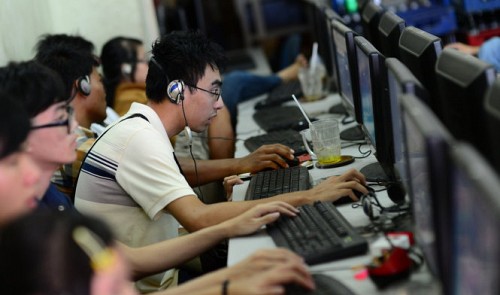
[254, 80, 302, 110]
[267, 201, 368, 265]
[286, 274, 357, 295]
[253, 105, 315, 132]
[244, 130, 309, 156]
[245, 166, 311, 200]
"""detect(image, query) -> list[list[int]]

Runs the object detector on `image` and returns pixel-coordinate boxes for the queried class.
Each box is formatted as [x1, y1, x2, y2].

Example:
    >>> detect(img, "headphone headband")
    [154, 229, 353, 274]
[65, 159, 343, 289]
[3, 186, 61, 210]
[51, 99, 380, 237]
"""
[150, 57, 184, 104]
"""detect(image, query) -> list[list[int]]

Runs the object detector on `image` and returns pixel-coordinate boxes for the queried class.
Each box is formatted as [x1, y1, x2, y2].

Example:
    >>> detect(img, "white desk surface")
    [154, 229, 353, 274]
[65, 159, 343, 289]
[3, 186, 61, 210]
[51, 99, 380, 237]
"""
[228, 91, 439, 294]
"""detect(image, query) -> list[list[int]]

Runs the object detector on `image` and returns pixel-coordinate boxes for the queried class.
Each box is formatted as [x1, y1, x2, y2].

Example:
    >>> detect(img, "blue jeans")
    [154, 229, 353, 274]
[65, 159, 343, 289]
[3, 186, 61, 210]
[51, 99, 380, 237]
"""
[222, 71, 281, 129]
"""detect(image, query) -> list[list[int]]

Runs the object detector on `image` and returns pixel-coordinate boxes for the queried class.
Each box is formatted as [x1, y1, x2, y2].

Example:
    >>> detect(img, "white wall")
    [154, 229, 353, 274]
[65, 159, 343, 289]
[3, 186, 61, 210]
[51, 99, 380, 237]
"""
[0, 0, 159, 66]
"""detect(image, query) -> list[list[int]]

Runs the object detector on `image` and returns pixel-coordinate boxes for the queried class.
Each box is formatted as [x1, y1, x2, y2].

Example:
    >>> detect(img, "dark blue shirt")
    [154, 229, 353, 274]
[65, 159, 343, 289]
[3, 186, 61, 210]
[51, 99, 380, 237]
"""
[39, 184, 75, 212]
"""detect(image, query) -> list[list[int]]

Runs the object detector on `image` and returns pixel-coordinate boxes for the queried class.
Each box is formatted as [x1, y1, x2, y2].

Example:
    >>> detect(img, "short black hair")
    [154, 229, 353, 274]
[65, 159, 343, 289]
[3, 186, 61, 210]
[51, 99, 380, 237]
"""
[146, 30, 227, 103]
[0, 91, 30, 160]
[35, 34, 99, 100]
[35, 33, 95, 57]
[0, 61, 66, 118]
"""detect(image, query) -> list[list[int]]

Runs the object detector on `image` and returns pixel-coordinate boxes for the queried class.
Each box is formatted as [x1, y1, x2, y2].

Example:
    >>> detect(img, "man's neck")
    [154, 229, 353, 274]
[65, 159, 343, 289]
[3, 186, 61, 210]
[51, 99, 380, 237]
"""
[147, 101, 184, 138]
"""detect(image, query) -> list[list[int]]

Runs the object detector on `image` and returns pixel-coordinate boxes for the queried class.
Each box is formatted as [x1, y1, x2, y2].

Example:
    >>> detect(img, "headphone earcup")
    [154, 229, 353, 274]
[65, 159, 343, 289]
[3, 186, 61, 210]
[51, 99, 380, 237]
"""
[167, 79, 185, 104]
[77, 75, 91, 96]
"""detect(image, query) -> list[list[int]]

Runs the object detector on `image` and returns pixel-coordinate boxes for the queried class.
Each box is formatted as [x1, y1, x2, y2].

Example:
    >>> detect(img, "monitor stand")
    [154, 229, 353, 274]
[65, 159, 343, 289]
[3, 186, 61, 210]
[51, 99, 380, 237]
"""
[340, 125, 364, 141]
[360, 162, 390, 182]
[329, 103, 346, 114]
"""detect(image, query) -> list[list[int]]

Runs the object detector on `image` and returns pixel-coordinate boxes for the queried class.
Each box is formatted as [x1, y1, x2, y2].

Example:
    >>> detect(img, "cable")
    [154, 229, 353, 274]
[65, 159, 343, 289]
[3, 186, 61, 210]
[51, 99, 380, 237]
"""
[353, 143, 372, 159]
[181, 99, 205, 203]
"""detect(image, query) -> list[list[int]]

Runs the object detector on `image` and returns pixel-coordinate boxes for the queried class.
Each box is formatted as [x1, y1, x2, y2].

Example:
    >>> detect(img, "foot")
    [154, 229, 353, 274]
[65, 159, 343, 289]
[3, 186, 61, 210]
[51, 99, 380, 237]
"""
[277, 54, 308, 82]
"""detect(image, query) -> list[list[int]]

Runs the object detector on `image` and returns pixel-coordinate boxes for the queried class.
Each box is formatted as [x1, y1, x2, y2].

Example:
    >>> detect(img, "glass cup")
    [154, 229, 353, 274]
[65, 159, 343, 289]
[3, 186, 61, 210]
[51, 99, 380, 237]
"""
[302, 119, 342, 165]
[298, 63, 326, 102]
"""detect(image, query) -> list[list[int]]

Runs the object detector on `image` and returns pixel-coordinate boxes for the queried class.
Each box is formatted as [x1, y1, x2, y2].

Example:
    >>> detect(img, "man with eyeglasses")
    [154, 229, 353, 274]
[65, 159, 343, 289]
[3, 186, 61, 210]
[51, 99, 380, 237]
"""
[74, 30, 367, 292]
[0, 61, 79, 212]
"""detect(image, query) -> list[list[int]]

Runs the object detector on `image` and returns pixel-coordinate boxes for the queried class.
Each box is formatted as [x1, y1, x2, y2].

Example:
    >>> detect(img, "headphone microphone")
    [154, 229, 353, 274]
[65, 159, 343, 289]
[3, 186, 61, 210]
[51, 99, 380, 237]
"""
[184, 125, 193, 147]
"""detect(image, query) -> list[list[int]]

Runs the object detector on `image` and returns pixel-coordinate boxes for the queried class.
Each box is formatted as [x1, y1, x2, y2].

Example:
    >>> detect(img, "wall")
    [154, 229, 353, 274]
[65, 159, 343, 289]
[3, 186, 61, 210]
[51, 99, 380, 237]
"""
[0, 0, 159, 66]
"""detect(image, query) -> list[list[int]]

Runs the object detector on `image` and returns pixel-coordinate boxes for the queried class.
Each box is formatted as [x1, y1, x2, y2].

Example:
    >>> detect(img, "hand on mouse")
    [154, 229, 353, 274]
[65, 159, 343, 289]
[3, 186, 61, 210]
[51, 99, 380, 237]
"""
[305, 168, 368, 203]
[237, 144, 296, 173]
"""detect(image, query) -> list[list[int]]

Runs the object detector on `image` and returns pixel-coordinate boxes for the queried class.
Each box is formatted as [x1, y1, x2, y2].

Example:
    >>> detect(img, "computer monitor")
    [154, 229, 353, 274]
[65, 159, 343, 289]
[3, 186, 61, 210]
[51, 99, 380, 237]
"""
[435, 47, 496, 159]
[354, 36, 392, 182]
[313, 3, 342, 91]
[483, 76, 500, 174]
[400, 92, 454, 286]
[398, 26, 443, 117]
[385, 57, 428, 192]
[331, 19, 364, 141]
[360, 0, 385, 49]
[377, 10, 405, 59]
[444, 143, 500, 295]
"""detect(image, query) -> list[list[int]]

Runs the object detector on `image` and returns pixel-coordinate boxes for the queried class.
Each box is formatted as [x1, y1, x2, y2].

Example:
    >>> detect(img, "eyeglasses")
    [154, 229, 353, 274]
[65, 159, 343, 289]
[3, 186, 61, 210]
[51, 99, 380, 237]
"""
[185, 83, 222, 101]
[31, 105, 74, 134]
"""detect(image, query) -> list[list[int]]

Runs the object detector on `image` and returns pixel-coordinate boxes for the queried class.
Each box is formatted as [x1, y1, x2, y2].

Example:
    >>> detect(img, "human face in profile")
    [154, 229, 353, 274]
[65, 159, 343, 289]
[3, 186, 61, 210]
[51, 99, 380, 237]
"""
[184, 65, 224, 132]
[28, 101, 78, 170]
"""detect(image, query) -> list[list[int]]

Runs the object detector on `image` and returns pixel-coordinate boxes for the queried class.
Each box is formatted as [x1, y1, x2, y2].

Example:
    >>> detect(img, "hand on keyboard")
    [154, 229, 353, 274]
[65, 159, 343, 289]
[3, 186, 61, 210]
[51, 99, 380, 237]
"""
[306, 168, 368, 203]
[238, 144, 296, 174]
[221, 201, 299, 238]
[227, 249, 315, 294]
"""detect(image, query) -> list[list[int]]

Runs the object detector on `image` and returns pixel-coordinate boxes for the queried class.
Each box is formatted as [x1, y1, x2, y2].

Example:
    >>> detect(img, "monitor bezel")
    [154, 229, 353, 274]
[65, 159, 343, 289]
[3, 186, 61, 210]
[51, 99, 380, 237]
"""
[400, 92, 454, 283]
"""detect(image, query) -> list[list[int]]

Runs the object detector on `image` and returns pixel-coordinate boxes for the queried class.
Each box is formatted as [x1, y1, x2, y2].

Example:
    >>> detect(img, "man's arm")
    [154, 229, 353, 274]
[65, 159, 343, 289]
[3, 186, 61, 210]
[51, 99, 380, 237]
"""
[207, 105, 235, 159]
[177, 143, 295, 186]
[121, 202, 298, 280]
[150, 249, 314, 295]
[168, 169, 368, 232]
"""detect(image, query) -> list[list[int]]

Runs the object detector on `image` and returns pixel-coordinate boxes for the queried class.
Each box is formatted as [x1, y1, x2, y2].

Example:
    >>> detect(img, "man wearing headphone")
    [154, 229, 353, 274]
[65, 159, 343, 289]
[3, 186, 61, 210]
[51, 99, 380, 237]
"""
[35, 41, 107, 198]
[74, 30, 368, 292]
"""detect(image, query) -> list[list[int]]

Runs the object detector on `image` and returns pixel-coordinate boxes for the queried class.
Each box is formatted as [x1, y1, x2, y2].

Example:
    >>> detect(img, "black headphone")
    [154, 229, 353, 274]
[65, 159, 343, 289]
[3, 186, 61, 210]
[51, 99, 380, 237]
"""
[76, 75, 91, 96]
[359, 187, 407, 220]
[150, 57, 185, 104]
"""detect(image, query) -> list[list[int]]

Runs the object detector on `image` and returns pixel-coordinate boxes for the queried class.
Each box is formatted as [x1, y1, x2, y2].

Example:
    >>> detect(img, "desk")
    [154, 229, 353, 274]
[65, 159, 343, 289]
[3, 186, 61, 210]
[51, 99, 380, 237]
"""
[228, 91, 438, 294]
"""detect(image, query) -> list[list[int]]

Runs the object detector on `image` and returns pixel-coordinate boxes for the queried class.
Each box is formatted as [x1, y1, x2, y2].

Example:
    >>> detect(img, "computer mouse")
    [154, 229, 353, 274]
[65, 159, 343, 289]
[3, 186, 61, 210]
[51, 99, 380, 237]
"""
[285, 157, 300, 167]
[290, 118, 318, 132]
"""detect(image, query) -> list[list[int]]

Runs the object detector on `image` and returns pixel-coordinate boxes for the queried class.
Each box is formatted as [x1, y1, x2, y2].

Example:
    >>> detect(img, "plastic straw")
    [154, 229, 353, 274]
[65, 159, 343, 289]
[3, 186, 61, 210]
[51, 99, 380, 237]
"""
[292, 94, 313, 126]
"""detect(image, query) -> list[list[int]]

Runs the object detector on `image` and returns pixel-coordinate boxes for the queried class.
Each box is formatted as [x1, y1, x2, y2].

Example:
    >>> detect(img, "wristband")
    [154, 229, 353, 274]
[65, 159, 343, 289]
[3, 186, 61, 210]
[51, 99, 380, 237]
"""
[222, 279, 229, 295]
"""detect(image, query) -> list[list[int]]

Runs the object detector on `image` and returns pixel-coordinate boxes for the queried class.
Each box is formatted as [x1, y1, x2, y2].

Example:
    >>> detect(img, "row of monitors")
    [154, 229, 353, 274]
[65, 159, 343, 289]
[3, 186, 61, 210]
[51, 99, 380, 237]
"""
[401, 92, 500, 295]
[312, 2, 499, 179]
[309, 2, 500, 294]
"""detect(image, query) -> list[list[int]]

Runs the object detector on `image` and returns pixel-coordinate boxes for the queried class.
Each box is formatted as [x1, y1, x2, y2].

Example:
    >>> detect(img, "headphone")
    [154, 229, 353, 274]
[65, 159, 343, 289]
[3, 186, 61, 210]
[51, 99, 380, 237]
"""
[76, 75, 91, 96]
[150, 57, 185, 104]
[359, 186, 408, 221]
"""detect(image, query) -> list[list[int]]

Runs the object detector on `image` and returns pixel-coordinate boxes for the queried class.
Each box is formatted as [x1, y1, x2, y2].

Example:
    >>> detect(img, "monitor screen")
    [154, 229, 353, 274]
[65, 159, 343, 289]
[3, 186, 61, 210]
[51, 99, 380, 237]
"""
[377, 10, 405, 59]
[355, 36, 403, 185]
[385, 57, 428, 193]
[399, 26, 442, 117]
[448, 143, 500, 295]
[355, 36, 376, 146]
[435, 47, 496, 159]
[400, 93, 453, 279]
[332, 20, 361, 122]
